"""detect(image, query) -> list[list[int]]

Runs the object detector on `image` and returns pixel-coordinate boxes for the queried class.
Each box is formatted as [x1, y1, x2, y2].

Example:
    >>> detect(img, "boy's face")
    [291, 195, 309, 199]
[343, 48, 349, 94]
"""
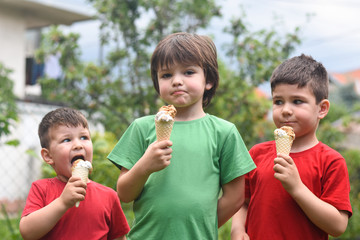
[157, 64, 213, 112]
[41, 124, 93, 182]
[272, 83, 329, 140]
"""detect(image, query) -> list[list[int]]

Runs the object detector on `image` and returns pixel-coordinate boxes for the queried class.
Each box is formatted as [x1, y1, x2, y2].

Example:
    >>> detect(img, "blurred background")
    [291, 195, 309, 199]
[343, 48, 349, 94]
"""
[1, 0, 359, 239]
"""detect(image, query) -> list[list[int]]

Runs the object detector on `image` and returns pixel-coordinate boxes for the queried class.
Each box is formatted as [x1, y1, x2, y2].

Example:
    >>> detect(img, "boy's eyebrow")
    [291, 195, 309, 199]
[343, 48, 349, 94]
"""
[272, 94, 307, 99]
[158, 67, 171, 72]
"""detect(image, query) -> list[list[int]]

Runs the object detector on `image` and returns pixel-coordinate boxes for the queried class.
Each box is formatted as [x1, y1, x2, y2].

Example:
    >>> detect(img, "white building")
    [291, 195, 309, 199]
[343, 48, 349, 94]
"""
[0, 0, 93, 98]
[0, 0, 93, 215]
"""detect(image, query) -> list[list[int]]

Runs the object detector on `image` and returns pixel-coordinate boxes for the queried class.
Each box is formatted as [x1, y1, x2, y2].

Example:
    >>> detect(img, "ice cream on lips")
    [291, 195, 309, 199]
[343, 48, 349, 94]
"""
[72, 159, 93, 171]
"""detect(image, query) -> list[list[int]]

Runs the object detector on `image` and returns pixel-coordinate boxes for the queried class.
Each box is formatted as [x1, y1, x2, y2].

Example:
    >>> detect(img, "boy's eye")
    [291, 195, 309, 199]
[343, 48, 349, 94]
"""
[293, 99, 303, 104]
[185, 70, 195, 75]
[80, 136, 89, 140]
[62, 138, 70, 143]
[161, 73, 172, 79]
[273, 100, 283, 105]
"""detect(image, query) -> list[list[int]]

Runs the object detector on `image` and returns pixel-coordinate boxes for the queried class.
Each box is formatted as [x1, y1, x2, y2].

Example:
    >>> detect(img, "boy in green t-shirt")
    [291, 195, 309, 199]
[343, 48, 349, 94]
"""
[108, 32, 256, 239]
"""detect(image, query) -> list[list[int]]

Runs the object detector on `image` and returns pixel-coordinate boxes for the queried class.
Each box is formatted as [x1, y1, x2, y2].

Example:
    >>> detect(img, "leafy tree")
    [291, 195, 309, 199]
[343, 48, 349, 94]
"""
[37, 0, 221, 137]
[223, 11, 301, 87]
[0, 62, 19, 146]
[334, 149, 360, 239]
[207, 10, 301, 146]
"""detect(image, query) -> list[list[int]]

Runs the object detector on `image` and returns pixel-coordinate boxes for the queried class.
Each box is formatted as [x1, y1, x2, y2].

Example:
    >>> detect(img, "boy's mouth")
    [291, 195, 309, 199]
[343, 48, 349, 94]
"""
[71, 155, 85, 165]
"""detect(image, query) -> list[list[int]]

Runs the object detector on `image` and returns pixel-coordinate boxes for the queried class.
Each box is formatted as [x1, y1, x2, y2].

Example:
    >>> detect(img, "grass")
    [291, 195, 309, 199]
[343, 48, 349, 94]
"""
[0, 204, 22, 240]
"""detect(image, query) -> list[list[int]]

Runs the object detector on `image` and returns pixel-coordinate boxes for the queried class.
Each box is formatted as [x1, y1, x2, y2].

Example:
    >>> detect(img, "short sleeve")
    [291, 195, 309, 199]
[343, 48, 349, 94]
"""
[108, 117, 152, 170]
[22, 181, 46, 217]
[220, 125, 256, 185]
[321, 156, 352, 217]
[245, 145, 259, 199]
[108, 192, 130, 238]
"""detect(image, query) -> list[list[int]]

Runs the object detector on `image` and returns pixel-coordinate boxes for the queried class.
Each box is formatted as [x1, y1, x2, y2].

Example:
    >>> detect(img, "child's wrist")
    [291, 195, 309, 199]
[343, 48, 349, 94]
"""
[288, 182, 307, 200]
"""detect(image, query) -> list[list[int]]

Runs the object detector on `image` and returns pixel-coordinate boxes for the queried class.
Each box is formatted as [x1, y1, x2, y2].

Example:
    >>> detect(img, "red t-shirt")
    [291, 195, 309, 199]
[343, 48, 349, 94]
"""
[22, 178, 130, 240]
[245, 141, 352, 240]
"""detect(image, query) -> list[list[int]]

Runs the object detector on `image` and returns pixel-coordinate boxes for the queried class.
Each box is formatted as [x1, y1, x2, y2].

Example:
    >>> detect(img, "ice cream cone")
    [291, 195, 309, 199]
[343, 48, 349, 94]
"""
[72, 167, 89, 207]
[274, 126, 295, 156]
[275, 136, 293, 155]
[71, 160, 92, 207]
[155, 120, 174, 141]
[155, 105, 176, 141]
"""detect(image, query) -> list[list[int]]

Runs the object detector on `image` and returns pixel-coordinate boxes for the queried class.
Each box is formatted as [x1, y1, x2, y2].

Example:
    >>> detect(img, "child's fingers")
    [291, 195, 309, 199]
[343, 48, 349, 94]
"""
[68, 176, 87, 188]
[273, 162, 285, 174]
[156, 139, 173, 148]
[276, 153, 294, 164]
[163, 145, 173, 154]
[274, 157, 288, 167]
[61, 181, 87, 207]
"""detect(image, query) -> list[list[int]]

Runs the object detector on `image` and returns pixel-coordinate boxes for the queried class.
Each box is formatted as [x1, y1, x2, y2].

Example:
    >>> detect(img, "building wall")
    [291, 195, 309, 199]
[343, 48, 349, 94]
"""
[0, 7, 26, 99]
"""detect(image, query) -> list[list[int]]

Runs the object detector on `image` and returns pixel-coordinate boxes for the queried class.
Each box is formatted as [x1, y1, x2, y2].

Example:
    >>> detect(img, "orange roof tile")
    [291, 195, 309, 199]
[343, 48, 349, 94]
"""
[331, 68, 360, 85]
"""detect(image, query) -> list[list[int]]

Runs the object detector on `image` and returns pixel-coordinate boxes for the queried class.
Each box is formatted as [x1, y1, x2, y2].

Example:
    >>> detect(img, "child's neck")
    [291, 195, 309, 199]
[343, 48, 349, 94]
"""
[56, 175, 69, 183]
[174, 107, 206, 121]
[291, 134, 319, 153]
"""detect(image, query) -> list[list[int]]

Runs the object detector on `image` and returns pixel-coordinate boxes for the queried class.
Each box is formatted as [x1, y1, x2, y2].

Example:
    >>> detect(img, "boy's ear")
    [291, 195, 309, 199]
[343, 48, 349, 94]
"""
[318, 99, 330, 119]
[41, 148, 54, 165]
[205, 81, 214, 90]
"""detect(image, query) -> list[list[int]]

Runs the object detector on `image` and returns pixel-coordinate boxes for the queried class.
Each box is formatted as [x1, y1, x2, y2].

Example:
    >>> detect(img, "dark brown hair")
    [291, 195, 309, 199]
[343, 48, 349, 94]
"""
[270, 54, 329, 103]
[151, 32, 219, 107]
[38, 107, 88, 149]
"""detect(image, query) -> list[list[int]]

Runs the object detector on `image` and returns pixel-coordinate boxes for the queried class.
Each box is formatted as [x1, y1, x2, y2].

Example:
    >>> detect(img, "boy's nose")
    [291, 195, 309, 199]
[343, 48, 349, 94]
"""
[72, 139, 84, 150]
[172, 74, 183, 86]
[282, 103, 293, 115]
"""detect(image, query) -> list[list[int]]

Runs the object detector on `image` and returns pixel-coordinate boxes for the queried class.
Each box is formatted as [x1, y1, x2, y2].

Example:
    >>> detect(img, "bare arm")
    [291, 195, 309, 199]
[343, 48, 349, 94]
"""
[217, 176, 245, 227]
[117, 140, 172, 203]
[19, 177, 86, 240]
[291, 184, 349, 236]
[231, 198, 250, 240]
[274, 153, 349, 237]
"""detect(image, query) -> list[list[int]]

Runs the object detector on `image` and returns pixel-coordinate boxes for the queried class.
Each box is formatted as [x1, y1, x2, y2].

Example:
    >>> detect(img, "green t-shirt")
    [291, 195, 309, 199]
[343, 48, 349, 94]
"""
[108, 114, 256, 240]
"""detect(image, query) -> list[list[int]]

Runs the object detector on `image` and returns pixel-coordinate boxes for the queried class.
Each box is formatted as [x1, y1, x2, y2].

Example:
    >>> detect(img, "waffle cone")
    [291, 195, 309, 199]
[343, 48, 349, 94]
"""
[72, 167, 89, 207]
[275, 136, 293, 155]
[155, 120, 174, 141]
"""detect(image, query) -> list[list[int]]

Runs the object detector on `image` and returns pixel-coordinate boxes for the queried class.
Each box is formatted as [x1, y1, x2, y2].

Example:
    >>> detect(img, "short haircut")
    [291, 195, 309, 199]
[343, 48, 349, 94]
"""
[270, 54, 329, 103]
[151, 32, 219, 107]
[38, 107, 88, 149]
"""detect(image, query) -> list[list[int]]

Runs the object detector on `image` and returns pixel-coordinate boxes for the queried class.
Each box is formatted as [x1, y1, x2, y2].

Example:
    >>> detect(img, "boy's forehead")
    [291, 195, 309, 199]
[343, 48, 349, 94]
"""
[158, 62, 199, 71]
[51, 123, 88, 132]
[272, 83, 314, 96]
[272, 83, 302, 91]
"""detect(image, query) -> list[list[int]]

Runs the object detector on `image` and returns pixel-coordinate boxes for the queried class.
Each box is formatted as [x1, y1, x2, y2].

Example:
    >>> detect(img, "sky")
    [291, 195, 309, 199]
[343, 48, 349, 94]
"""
[36, 0, 360, 73]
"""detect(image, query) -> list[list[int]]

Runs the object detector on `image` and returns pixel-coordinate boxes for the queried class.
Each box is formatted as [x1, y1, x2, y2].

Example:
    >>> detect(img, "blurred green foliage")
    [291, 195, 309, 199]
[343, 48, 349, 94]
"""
[0, 204, 22, 240]
[0, 62, 18, 144]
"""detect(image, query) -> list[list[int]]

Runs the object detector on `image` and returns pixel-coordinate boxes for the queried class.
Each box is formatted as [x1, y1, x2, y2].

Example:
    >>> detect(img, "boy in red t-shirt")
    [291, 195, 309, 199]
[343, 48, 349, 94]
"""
[231, 54, 352, 240]
[20, 107, 130, 240]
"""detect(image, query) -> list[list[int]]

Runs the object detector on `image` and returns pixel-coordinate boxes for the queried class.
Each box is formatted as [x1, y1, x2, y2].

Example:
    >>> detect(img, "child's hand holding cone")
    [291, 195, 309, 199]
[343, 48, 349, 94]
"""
[71, 160, 93, 207]
[273, 126, 301, 192]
